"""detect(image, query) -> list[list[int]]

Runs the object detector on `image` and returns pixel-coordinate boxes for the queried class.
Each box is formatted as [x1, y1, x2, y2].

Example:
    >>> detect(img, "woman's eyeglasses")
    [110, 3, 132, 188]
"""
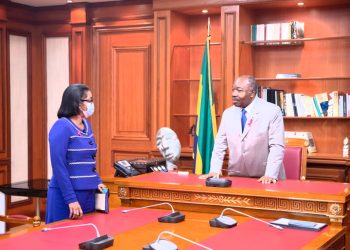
[81, 99, 93, 103]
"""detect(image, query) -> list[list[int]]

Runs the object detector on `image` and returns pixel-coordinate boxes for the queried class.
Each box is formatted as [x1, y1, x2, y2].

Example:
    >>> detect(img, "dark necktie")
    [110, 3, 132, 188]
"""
[241, 109, 247, 132]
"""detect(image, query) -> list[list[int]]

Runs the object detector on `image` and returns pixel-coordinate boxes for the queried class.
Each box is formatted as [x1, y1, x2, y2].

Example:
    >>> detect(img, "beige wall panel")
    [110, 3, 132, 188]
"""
[9, 34, 28, 203]
[46, 37, 70, 179]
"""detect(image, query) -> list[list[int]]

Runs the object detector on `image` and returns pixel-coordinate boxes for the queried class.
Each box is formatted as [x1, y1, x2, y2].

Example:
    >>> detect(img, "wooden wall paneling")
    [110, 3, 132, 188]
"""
[221, 5, 239, 109]
[238, 6, 254, 76]
[30, 26, 47, 180]
[70, 3, 92, 85]
[71, 26, 91, 84]
[153, 0, 232, 11]
[90, 1, 153, 26]
[154, 10, 171, 130]
[111, 45, 152, 141]
[0, 21, 8, 161]
[112, 151, 149, 163]
[0, 162, 8, 185]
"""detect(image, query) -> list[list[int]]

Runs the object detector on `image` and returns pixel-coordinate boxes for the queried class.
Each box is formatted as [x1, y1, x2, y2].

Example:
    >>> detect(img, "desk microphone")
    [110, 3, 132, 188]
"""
[210, 207, 283, 230]
[121, 203, 185, 223]
[143, 230, 213, 250]
[42, 223, 114, 249]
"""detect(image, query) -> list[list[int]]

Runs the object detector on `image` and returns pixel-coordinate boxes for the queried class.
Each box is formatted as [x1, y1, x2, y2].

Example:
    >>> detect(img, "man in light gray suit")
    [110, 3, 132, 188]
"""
[200, 75, 285, 184]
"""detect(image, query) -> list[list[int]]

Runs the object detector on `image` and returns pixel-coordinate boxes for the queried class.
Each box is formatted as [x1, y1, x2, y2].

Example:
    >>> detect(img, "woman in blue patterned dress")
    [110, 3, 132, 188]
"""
[46, 84, 106, 223]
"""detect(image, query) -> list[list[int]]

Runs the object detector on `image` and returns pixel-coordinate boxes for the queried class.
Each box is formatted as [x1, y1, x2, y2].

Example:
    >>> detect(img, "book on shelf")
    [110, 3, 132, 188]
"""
[265, 23, 281, 44]
[285, 131, 317, 153]
[314, 92, 329, 117]
[251, 24, 265, 42]
[291, 21, 304, 39]
[280, 22, 292, 42]
[301, 95, 317, 117]
[291, 93, 298, 117]
[312, 96, 324, 117]
[328, 91, 338, 117]
[348, 94, 350, 117]
[250, 20, 304, 44]
[275, 73, 301, 79]
[338, 93, 347, 117]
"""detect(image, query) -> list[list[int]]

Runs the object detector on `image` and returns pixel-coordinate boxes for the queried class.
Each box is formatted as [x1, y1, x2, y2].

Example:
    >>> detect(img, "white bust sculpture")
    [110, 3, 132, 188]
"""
[156, 127, 181, 170]
[343, 137, 349, 157]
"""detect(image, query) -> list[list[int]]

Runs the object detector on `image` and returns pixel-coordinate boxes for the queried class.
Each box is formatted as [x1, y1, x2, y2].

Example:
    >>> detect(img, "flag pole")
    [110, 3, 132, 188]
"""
[207, 17, 211, 38]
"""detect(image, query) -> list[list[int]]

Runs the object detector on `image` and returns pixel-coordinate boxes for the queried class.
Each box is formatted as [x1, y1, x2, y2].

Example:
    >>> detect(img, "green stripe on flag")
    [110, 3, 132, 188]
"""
[194, 37, 217, 174]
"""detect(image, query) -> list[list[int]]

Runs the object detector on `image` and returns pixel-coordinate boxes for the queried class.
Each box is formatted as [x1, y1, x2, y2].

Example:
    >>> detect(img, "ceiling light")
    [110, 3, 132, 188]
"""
[297, 2, 304, 6]
[202, 9, 208, 14]
[67, 0, 73, 3]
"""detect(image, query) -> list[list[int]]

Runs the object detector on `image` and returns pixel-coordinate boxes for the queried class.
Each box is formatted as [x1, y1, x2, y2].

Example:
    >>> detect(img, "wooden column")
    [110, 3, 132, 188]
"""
[70, 3, 91, 85]
[0, 2, 9, 185]
[153, 10, 171, 130]
[221, 5, 239, 108]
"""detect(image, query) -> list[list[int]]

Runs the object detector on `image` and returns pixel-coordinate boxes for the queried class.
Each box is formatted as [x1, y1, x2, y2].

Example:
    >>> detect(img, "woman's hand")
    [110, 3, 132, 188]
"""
[68, 201, 83, 219]
[97, 183, 107, 193]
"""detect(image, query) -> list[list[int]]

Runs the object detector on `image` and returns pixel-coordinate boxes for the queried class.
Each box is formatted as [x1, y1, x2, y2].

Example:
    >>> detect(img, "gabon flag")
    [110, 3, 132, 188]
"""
[193, 18, 217, 175]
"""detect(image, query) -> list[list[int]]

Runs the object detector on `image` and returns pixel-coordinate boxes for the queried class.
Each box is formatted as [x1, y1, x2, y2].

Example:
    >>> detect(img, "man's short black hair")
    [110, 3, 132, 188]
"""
[57, 84, 90, 118]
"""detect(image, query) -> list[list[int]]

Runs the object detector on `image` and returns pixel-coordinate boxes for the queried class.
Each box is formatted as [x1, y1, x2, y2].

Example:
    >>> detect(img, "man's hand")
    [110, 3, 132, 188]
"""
[68, 201, 83, 219]
[198, 172, 220, 180]
[258, 176, 277, 184]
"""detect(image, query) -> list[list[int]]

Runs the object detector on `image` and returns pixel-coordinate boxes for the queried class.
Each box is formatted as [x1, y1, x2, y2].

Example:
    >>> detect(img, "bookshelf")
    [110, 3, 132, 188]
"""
[170, 14, 223, 151]
[239, 3, 350, 181]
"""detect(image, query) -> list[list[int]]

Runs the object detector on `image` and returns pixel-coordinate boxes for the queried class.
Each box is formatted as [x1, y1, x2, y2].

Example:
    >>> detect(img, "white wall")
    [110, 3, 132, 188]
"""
[9, 34, 28, 203]
[46, 37, 70, 179]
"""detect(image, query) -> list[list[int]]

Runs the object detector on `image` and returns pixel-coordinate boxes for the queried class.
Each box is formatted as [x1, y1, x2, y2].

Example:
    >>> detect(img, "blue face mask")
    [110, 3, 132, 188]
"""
[82, 102, 95, 118]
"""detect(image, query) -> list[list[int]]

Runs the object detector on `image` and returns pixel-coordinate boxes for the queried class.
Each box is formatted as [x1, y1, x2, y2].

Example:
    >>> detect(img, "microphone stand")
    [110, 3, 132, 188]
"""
[214, 207, 283, 230]
[122, 203, 185, 223]
[122, 202, 175, 213]
[42, 223, 114, 249]
[42, 223, 100, 236]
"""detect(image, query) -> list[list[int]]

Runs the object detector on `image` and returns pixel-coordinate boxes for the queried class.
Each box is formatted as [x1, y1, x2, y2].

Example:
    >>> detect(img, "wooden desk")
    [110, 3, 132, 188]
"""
[0, 208, 346, 250]
[104, 172, 350, 225]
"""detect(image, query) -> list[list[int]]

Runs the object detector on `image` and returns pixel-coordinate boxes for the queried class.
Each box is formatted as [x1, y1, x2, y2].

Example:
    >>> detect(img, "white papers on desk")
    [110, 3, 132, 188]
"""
[271, 218, 327, 231]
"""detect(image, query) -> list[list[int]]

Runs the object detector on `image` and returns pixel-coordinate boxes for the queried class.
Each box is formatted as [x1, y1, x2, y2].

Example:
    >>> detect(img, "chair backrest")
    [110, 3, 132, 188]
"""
[283, 138, 308, 180]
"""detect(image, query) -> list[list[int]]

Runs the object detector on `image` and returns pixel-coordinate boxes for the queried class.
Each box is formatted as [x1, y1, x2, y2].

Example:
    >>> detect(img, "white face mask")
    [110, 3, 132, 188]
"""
[82, 102, 95, 118]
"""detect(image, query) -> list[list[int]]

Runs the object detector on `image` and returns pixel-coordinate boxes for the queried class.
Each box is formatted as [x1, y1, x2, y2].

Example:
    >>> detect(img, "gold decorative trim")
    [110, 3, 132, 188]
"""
[194, 194, 251, 205]
[127, 188, 334, 216]
[329, 203, 342, 215]
[118, 187, 128, 198]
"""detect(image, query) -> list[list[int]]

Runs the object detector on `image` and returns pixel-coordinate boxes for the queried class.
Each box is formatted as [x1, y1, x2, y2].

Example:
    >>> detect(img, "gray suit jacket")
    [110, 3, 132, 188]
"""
[210, 97, 286, 179]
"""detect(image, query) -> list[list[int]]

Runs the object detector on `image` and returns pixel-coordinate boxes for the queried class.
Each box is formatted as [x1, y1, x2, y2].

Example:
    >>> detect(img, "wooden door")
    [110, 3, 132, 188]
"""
[96, 29, 153, 176]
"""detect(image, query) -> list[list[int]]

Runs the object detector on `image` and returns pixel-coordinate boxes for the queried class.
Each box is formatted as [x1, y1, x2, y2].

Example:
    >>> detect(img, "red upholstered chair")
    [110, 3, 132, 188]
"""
[284, 138, 309, 180]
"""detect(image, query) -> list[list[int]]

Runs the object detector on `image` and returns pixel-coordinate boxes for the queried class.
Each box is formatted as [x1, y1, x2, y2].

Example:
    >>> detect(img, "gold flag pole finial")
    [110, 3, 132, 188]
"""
[207, 17, 211, 38]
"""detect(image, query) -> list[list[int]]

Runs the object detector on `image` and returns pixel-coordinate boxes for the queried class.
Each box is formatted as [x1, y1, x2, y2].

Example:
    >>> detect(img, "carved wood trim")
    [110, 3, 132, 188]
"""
[118, 186, 348, 223]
